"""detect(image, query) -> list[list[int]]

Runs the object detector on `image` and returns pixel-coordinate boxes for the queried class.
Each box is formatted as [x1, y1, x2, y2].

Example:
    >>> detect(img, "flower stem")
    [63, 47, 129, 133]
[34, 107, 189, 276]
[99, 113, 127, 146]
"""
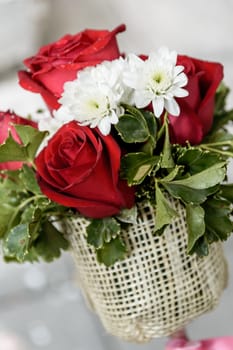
[200, 144, 233, 157]
[7, 194, 46, 232]
[203, 140, 233, 147]
[157, 111, 168, 141]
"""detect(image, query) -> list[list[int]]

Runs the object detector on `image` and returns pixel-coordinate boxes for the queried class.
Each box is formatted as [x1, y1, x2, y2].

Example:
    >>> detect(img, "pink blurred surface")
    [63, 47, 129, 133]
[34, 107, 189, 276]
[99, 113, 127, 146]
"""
[166, 337, 233, 350]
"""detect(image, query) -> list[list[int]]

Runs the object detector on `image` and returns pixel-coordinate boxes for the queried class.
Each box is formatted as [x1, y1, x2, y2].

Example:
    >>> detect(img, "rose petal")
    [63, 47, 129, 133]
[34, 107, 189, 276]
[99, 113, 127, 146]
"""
[169, 101, 204, 145]
[18, 71, 60, 111]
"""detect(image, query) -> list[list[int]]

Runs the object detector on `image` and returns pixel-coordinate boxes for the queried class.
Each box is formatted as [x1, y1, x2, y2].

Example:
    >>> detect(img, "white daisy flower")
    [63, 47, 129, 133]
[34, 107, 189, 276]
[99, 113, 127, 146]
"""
[67, 84, 123, 135]
[59, 58, 131, 136]
[124, 47, 189, 118]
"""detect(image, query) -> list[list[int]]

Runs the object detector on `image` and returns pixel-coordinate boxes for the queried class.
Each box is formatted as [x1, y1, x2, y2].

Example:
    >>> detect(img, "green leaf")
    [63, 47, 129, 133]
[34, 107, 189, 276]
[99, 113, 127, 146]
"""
[141, 110, 157, 138]
[36, 196, 52, 211]
[177, 148, 221, 174]
[20, 204, 42, 242]
[154, 184, 178, 232]
[121, 152, 159, 185]
[115, 107, 149, 143]
[140, 110, 157, 152]
[96, 236, 127, 266]
[210, 109, 233, 135]
[116, 206, 137, 224]
[0, 126, 47, 165]
[0, 133, 27, 162]
[20, 204, 37, 224]
[170, 162, 226, 189]
[15, 125, 48, 160]
[122, 104, 145, 118]
[87, 220, 104, 248]
[161, 119, 174, 168]
[35, 220, 69, 262]
[3, 223, 31, 262]
[186, 204, 205, 253]
[160, 166, 183, 182]
[0, 170, 25, 193]
[163, 183, 219, 204]
[203, 198, 233, 241]
[220, 184, 233, 202]
[23, 246, 40, 262]
[19, 165, 41, 194]
[205, 131, 233, 144]
[189, 236, 209, 257]
[87, 217, 121, 249]
[214, 83, 230, 113]
[0, 204, 15, 237]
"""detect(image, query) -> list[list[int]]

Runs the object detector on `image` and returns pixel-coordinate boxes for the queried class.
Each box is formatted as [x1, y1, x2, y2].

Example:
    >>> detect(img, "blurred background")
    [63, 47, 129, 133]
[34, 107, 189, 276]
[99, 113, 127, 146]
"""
[0, 0, 233, 349]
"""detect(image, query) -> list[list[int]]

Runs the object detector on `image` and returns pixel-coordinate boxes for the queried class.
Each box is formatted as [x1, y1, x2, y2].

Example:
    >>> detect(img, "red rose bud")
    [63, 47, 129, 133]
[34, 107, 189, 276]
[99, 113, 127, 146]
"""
[0, 110, 37, 171]
[18, 24, 126, 111]
[168, 55, 223, 145]
[35, 121, 135, 218]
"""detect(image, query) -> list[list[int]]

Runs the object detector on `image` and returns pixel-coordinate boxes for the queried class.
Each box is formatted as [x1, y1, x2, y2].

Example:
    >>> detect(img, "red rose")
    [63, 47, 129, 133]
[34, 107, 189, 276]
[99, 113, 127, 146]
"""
[35, 121, 135, 218]
[168, 55, 223, 145]
[0, 111, 37, 171]
[18, 25, 126, 111]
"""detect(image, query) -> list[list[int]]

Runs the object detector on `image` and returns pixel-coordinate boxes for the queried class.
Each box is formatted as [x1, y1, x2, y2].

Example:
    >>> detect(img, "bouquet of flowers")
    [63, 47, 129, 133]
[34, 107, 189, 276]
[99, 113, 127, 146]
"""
[0, 24, 232, 341]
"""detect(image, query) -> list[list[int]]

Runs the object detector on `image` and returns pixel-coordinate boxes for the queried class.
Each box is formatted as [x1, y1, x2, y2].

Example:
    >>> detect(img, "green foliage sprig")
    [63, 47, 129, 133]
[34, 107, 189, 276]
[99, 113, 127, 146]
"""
[1, 84, 233, 266]
[0, 128, 70, 263]
[87, 83, 233, 264]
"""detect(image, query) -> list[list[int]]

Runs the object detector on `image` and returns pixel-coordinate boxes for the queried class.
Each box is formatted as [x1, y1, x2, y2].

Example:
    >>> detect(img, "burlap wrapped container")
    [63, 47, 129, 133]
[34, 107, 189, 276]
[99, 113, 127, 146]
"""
[65, 197, 228, 343]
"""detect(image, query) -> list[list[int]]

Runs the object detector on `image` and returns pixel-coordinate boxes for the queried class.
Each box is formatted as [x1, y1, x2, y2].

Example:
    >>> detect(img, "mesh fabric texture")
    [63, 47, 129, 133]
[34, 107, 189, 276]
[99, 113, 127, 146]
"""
[65, 198, 227, 342]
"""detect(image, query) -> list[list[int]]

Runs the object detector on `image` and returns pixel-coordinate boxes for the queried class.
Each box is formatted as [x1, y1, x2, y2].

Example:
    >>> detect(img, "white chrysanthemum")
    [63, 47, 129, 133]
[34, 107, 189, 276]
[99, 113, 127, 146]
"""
[59, 58, 132, 135]
[77, 58, 129, 101]
[69, 85, 123, 135]
[124, 47, 189, 118]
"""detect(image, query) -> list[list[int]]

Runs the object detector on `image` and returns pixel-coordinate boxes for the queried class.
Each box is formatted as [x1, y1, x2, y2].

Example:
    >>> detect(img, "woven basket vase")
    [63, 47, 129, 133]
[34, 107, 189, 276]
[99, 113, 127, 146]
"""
[65, 197, 228, 343]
